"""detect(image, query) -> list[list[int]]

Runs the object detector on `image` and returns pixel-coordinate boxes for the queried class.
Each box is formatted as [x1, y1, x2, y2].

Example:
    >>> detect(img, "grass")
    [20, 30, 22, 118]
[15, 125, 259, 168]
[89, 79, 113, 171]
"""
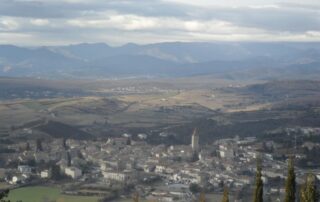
[7, 186, 100, 202]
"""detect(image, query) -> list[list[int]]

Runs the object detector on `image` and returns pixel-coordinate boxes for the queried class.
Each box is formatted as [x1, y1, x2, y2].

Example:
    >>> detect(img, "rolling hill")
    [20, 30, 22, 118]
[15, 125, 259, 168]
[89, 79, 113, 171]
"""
[0, 42, 320, 79]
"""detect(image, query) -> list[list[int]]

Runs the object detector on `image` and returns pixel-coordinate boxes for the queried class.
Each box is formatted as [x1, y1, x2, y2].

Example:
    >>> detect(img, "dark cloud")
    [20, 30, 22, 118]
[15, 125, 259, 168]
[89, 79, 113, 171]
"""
[1, 0, 319, 33]
[0, 0, 77, 18]
[199, 7, 320, 32]
[0, 0, 191, 19]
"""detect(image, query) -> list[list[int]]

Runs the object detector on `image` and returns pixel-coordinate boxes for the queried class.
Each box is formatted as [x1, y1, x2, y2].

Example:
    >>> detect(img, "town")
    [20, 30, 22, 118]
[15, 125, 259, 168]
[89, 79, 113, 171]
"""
[1, 126, 320, 201]
[1, 0, 320, 201]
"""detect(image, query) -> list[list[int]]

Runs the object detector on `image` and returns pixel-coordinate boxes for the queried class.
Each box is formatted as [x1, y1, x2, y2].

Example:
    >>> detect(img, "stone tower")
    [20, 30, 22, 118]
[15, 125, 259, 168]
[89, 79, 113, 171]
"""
[191, 128, 199, 152]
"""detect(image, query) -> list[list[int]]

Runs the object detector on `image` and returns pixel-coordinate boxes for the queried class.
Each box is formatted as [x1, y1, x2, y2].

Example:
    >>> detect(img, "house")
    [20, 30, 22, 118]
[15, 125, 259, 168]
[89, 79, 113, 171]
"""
[107, 137, 129, 147]
[34, 152, 50, 163]
[40, 170, 51, 178]
[65, 167, 82, 179]
[138, 133, 147, 140]
[155, 165, 167, 174]
[102, 170, 136, 183]
[57, 159, 68, 172]
[143, 164, 156, 173]
[219, 144, 236, 159]
[18, 165, 32, 174]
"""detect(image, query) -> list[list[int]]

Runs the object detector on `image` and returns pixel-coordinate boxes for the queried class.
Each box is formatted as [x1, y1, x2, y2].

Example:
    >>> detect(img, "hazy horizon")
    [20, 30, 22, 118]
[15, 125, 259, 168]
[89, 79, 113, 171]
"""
[2, 40, 320, 48]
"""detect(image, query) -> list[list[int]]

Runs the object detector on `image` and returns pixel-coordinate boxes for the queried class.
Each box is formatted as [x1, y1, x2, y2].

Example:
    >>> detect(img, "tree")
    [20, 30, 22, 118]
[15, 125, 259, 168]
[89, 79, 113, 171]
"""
[253, 159, 263, 202]
[221, 187, 229, 202]
[300, 173, 318, 202]
[199, 192, 206, 202]
[62, 138, 68, 150]
[36, 139, 43, 152]
[25, 142, 30, 151]
[285, 157, 296, 202]
[189, 183, 201, 194]
[67, 152, 71, 167]
[0, 189, 10, 202]
[132, 192, 139, 202]
[50, 164, 63, 180]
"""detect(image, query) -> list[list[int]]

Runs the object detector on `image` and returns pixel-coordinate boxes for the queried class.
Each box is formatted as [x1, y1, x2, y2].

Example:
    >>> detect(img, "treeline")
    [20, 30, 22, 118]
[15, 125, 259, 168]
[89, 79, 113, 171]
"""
[251, 157, 318, 202]
[224, 157, 318, 202]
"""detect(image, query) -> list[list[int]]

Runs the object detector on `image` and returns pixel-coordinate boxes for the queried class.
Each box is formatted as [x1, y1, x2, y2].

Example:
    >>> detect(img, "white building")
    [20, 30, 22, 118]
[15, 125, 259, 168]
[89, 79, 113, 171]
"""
[65, 167, 82, 179]
[57, 159, 68, 172]
[102, 171, 134, 183]
[138, 133, 147, 140]
[40, 170, 51, 178]
[218, 140, 238, 159]
[155, 165, 167, 174]
[18, 165, 32, 174]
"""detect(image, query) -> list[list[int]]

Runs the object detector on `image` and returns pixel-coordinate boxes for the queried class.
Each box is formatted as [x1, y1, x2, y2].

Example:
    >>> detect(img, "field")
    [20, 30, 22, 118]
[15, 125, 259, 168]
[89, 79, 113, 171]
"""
[7, 186, 101, 202]
[5, 186, 226, 202]
[0, 182, 10, 189]
[0, 77, 319, 144]
[0, 77, 262, 130]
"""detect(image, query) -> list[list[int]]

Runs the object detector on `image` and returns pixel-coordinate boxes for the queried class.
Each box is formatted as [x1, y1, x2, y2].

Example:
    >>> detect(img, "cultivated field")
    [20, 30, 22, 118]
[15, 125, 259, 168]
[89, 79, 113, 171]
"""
[1, 77, 319, 144]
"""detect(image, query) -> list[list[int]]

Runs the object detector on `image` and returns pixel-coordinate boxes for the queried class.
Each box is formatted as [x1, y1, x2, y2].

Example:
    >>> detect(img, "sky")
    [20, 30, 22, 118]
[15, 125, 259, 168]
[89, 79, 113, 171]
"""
[0, 0, 320, 46]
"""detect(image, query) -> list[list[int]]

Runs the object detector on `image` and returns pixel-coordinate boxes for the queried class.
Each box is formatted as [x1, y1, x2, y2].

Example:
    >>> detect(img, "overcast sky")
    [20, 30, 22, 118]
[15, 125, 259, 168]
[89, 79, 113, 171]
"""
[0, 0, 319, 46]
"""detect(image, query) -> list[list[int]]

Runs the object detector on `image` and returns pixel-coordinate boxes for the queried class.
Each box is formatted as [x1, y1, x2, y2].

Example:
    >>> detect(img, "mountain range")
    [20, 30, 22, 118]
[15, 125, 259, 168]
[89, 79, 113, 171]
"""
[0, 42, 320, 80]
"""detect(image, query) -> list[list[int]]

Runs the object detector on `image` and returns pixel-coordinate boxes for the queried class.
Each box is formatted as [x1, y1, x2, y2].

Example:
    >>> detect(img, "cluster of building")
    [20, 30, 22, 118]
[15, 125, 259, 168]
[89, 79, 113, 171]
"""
[1, 128, 320, 201]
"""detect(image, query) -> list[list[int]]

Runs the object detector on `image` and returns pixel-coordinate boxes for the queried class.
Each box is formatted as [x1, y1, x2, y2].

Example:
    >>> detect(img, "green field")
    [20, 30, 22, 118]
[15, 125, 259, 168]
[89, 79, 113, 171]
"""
[7, 186, 101, 202]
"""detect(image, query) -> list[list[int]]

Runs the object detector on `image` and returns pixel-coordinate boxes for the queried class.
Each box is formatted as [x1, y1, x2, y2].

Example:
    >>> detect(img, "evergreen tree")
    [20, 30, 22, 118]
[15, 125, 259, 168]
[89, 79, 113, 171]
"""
[189, 183, 201, 194]
[62, 138, 68, 150]
[253, 159, 263, 202]
[285, 157, 296, 202]
[50, 164, 62, 180]
[67, 152, 71, 167]
[132, 192, 139, 202]
[300, 173, 318, 202]
[36, 138, 43, 152]
[221, 187, 229, 202]
[25, 142, 30, 151]
[199, 192, 206, 202]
